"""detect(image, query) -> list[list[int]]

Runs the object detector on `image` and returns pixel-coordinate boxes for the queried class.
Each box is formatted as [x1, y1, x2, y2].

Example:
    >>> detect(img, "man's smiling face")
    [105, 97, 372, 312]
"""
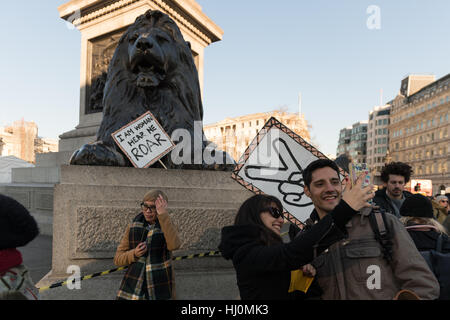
[304, 166, 342, 217]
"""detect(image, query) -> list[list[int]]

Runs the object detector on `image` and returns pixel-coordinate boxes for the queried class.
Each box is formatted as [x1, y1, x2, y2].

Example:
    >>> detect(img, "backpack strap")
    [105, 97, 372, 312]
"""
[368, 207, 394, 264]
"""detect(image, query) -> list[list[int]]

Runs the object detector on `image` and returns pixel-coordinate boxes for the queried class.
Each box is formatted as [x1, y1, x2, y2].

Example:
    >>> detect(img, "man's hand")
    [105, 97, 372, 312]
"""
[134, 242, 147, 257]
[302, 264, 316, 277]
[155, 195, 168, 215]
[341, 171, 375, 211]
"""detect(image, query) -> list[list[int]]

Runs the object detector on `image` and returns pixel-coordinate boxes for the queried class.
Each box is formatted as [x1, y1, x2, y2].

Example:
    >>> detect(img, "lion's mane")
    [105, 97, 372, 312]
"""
[97, 10, 203, 161]
[70, 10, 232, 169]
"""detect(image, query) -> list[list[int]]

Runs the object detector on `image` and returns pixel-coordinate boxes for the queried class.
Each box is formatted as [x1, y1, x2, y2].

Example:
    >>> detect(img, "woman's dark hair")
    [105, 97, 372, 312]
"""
[234, 194, 283, 245]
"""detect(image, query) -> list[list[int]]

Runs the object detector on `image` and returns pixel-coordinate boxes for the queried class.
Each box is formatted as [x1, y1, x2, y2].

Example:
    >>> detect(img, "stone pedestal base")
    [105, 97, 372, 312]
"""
[37, 165, 252, 299]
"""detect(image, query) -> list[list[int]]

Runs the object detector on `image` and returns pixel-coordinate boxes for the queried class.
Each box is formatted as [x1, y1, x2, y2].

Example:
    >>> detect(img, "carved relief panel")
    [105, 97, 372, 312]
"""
[86, 29, 126, 114]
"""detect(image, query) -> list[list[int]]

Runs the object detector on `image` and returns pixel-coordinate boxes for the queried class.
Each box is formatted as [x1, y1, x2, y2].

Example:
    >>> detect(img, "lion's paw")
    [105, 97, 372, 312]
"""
[69, 142, 127, 167]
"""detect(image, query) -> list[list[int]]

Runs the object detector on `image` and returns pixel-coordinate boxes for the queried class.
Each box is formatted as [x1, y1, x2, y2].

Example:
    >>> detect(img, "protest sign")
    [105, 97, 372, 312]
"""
[111, 111, 175, 168]
[232, 117, 338, 225]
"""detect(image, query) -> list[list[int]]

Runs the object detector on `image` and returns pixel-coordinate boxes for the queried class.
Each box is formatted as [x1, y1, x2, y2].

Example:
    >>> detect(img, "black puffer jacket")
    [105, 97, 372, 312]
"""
[373, 188, 412, 217]
[0, 194, 39, 249]
[406, 228, 450, 253]
[219, 201, 356, 300]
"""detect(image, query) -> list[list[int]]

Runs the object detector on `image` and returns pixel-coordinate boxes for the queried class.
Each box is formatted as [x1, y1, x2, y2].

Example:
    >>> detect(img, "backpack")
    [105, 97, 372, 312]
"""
[368, 207, 394, 264]
[416, 234, 450, 300]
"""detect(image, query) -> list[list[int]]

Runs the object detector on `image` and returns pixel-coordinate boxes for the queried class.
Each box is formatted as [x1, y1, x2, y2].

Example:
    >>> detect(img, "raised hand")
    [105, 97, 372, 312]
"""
[155, 194, 168, 215]
[341, 172, 375, 211]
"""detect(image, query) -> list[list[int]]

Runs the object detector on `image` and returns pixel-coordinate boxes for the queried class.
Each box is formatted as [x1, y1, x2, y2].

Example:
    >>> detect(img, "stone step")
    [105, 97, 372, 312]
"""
[11, 167, 60, 184]
[35, 151, 74, 167]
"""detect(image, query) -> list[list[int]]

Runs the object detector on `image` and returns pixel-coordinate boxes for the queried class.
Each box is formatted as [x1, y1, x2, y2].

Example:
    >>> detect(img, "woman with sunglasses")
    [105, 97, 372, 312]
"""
[114, 189, 181, 300]
[219, 190, 367, 300]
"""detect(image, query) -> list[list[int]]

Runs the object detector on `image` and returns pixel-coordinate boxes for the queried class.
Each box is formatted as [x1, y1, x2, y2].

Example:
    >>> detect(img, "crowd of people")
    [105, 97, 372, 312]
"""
[1, 159, 449, 300]
[220, 160, 449, 300]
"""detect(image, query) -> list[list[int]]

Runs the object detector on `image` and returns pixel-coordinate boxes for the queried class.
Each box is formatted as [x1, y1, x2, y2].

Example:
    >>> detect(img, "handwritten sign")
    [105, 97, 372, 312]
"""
[111, 111, 175, 168]
[232, 117, 335, 225]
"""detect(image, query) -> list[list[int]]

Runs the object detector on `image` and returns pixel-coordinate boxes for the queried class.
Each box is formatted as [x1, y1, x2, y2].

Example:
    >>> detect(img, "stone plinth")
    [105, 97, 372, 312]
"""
[37, 165, 252, 300]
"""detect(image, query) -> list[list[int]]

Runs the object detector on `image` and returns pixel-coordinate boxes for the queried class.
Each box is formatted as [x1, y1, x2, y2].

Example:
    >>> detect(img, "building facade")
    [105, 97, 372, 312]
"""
[203, 111, 310, 161]
[389, 74, 449, 194]
[349, 121, 368, 165]
[0, 120, 58, 164]
[336, 127, 352, 157]
[367, 104, 391, 182]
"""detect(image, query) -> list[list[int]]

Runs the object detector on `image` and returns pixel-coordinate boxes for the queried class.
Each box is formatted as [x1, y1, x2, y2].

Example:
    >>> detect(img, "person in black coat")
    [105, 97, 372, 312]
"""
[0, 194, 39, 299]
[400, 194, 450, 253]
[399, 194, 450, 300]
[219, 166, 374, 300]
[373, 162, 413, 217]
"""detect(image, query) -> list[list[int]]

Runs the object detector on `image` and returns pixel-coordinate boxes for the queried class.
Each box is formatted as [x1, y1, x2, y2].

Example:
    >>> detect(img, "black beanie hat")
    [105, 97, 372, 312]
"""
[400, 194, 433, 218]
[0, 194, 39, 249]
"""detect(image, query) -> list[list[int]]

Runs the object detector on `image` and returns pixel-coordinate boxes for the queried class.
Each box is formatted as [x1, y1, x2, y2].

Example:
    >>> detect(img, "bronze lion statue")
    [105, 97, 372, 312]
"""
[70, 10, 233, 170]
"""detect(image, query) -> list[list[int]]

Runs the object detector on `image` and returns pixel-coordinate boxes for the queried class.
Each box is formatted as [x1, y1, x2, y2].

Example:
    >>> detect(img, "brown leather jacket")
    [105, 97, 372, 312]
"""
[311, 208, 440, 300]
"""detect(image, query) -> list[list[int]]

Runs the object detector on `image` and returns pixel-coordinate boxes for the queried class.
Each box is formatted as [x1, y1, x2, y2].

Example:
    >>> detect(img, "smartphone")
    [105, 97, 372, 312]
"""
[349, 163, 370, 188]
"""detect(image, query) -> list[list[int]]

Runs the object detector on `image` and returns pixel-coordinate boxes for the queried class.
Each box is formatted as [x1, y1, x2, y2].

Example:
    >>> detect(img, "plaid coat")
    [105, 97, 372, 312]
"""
[116, 213, 177, 300]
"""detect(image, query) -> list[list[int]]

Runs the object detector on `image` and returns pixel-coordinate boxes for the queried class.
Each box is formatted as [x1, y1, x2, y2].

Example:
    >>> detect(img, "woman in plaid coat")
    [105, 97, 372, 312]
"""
[114, 190, 181, 300]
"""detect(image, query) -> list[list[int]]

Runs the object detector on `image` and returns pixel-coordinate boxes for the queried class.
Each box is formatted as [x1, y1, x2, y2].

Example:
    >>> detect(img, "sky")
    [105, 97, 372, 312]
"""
[0, 1, 449, 156]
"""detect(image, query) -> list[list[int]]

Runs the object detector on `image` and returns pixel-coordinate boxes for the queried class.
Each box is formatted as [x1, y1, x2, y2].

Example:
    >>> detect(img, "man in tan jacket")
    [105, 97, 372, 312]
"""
[114, 190, 181, 300]
[302, 159, 439, 300]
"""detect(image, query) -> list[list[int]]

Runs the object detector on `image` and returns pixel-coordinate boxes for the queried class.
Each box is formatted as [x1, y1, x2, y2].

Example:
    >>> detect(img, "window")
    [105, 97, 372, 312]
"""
[383, 119, 388, 125]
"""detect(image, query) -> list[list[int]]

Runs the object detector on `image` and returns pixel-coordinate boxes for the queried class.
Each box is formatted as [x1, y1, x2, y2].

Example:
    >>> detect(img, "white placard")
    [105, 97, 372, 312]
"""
[111, 111, 175, 168]
[232, 117, 334, 224]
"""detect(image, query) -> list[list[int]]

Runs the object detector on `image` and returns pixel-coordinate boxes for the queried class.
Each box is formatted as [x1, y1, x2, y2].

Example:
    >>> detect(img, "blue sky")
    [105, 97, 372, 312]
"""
[1, 1, 449, 156]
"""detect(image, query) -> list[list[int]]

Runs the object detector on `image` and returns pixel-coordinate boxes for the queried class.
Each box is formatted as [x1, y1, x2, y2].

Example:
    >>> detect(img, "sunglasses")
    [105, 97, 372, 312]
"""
[262, 207, 283, 219]
[141, 203, 157, 211]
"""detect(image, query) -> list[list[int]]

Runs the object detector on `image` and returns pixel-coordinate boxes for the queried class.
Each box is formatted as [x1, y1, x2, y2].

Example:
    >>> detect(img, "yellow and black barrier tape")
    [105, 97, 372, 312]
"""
[37, 251, 222, 292]
[37, 266, 129, 292]
[172, 250, 220, 261]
